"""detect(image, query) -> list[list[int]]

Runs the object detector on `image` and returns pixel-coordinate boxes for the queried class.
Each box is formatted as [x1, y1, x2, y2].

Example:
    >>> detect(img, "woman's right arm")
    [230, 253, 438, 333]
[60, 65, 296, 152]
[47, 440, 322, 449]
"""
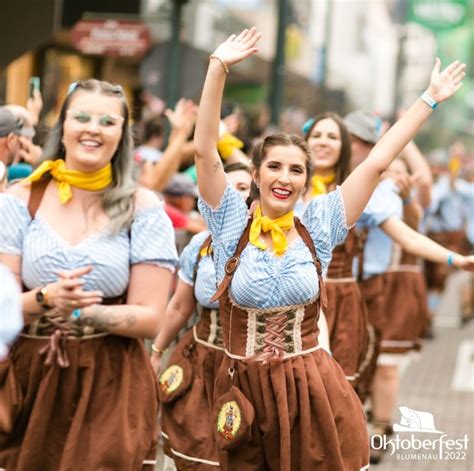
[0, 255, 102, 325]
[194, 27, 261, 208]
[150, 280, 196, 373]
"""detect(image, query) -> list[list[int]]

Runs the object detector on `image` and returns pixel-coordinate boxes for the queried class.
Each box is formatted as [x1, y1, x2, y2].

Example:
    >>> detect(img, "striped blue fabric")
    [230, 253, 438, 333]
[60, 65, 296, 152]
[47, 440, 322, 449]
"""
[178, 230, 219, 309]
[198, 183, 349, 308]
[355, 179, 403, 279]
[0, 194, 178, 297]
[0, 263, 22, 357]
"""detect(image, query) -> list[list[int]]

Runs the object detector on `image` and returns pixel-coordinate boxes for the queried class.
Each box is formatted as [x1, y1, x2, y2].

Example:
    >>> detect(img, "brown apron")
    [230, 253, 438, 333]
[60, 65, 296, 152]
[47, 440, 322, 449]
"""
[325, 228, 370, 390]
[160, 235, 225, 470]
[0, 178, 159, 470]
[210, 218, 369, 471]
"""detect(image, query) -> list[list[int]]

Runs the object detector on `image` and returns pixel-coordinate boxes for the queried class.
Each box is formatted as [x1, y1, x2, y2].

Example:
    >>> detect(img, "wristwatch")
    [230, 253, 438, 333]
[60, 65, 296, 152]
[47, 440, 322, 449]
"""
[36, 286, 51, 309]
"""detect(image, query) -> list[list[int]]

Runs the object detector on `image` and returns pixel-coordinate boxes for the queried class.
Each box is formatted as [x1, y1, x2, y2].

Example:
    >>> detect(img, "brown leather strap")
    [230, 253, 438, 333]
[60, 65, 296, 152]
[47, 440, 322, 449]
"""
[27, 177, 51, 219]
[356, 228, 368, 282]
[193, 234, 213, 284]
[294, 218, 327, 310]
[210, 216, 328, 309]
[210, 218, 252, 302]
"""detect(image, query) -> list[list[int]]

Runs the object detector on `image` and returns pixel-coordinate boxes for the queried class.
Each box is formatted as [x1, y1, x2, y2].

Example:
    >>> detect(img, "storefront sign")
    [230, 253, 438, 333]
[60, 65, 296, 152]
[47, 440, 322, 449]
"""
[408, 0, 468, 30]
[71, 20, 151, 57]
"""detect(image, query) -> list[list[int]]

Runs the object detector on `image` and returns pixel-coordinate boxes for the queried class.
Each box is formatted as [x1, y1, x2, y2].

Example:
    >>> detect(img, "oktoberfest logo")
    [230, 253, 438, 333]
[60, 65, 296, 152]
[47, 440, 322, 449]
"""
[159, 365, 184, 395]
[216, 400, 241, 441]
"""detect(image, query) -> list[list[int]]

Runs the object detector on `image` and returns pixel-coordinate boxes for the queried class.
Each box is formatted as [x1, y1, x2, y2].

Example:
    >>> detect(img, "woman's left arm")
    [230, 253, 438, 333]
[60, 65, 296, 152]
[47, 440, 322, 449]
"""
[80, 263, 173, 339]
[341, 59, 465, 226]
[381, 216, 474, 270]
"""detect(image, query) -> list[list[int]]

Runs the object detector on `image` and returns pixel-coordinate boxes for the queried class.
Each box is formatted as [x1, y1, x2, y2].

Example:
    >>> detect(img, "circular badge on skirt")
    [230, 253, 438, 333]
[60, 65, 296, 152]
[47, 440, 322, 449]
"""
[159, 365, 183, 395]
[213, 386, 255, 450]
[217, 400, 241, 441]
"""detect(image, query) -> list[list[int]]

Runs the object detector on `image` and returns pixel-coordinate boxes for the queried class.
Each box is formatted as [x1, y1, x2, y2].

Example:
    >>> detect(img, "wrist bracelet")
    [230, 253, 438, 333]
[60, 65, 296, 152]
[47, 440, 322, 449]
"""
[71, 308, 82, 320]
[447, 252, 455, 266]
[151, 344, 168, 355]
[402, 196, 413, 205]
[420, 91, 438, 110]
[209, 55, 229, 74]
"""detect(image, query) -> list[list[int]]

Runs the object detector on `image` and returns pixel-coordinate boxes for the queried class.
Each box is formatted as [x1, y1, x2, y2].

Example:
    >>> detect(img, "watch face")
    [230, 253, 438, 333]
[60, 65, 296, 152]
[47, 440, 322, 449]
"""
[36, 289, 46, 306]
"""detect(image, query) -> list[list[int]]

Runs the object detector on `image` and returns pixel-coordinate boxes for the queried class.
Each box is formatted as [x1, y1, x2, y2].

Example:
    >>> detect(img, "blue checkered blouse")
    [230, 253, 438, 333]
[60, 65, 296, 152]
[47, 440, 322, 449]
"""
[198, 183, 349, 308]
[0, 193, 178, 297]
[178, 231, 219, 309]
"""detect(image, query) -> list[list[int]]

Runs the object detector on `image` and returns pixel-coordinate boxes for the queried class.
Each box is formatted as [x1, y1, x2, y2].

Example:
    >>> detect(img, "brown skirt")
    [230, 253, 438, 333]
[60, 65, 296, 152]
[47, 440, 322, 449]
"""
[214, 350, 369, 471]
[356, 274, 386, 402]
[161, 329, 224, 470]
[325, 279, 369, 387]
[380, 268, 429, 354]
[425, 231, 469, 291]
[0, 334, 158, 470]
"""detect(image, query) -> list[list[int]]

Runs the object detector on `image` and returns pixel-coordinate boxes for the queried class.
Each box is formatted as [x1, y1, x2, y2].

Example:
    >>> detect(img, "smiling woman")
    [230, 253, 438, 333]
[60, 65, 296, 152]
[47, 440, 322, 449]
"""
[0, 79, 178, 469]
[192, 26, 466, 471]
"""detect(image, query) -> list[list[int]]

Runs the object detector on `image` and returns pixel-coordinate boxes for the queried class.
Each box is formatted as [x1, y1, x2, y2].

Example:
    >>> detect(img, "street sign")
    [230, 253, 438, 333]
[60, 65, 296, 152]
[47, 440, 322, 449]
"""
[71, 19, 151, 57]
[408, 0, 468, 31]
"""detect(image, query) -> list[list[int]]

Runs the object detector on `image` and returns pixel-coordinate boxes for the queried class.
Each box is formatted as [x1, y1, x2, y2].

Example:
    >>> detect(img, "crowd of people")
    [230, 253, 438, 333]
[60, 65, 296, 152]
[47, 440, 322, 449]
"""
[0, 27, 473, 470]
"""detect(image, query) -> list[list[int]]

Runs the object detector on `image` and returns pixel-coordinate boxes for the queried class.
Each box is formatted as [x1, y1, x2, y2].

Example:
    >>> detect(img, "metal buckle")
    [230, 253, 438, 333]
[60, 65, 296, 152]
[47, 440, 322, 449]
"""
[225, 256, 240, 275]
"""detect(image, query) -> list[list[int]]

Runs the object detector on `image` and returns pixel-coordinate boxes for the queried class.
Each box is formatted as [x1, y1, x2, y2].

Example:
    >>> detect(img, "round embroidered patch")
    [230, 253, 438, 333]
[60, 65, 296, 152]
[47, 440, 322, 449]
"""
[159, 365, 184, 395]
[216, 400, 242, 441]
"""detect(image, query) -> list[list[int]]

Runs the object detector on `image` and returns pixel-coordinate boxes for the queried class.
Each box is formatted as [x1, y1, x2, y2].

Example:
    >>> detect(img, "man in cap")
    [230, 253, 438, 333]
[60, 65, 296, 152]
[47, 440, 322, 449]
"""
[162, 173, 206, 246]
[0, 108, 23, 167]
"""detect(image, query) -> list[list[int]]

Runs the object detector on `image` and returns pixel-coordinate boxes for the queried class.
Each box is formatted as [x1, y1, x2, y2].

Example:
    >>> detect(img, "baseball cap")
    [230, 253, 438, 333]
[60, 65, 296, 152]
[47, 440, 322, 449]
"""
[344, 110, 380, 144]
[164, 173, 199, 198]
[0, 108, 24, 138]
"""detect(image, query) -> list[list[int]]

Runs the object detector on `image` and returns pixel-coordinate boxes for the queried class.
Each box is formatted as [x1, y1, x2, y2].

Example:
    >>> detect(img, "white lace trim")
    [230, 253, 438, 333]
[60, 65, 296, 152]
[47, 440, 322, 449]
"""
[293, 307, 305, 353]
[246, 311, 257, 357]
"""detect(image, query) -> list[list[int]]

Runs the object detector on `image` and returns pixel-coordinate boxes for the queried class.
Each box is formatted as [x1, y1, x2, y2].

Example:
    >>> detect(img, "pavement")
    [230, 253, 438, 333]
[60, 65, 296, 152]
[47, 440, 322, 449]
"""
[156, 272, 474, 470]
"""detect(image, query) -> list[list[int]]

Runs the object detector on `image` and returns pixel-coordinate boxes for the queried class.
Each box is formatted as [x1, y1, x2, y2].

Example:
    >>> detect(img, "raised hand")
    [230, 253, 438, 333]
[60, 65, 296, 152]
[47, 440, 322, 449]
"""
[427, 59, 466, 103]
[211, 27, 262, 68]
[165, 98, 197, 137]
[456, 255, 474, 272]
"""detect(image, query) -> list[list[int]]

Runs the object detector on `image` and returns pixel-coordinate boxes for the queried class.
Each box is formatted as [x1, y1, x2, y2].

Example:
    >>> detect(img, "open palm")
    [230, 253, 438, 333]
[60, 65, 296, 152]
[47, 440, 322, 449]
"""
[427, 59, 466, 103]
[212, 27, 262, 67]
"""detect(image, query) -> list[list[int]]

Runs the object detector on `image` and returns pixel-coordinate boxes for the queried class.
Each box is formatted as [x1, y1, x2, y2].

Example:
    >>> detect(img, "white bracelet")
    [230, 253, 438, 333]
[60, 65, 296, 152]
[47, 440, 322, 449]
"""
[420, 91, 438, 109]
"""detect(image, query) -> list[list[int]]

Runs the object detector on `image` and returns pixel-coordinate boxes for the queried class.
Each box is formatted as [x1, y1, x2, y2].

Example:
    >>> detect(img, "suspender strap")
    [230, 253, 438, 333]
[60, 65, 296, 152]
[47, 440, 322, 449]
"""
[27, 177, 51, 219]
[294, 218, 327, 310]
[209, 218, 252, 302]
[356, 228, 368, 282]
[210, 216, 327, 309]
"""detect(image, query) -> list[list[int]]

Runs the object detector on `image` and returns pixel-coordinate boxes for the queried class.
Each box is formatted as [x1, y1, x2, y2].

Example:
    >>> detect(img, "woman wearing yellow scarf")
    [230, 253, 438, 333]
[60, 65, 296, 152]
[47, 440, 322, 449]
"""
[0, 79, 178, 468]
[300, 112, 371, 402]
[193, 26, 466, 471]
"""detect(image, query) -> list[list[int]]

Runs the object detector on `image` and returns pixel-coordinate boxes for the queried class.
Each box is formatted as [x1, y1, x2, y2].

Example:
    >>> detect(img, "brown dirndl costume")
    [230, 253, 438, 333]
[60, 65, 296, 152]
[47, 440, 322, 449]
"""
[425, 230, 468, 291]
[357, 272, 385, 402]
[0, 180, 159, 470]
[160, 237, 224, 470]
[379, 252, 429, 358]
[210, 219, 369, 471]
[325, 228, 370, 390]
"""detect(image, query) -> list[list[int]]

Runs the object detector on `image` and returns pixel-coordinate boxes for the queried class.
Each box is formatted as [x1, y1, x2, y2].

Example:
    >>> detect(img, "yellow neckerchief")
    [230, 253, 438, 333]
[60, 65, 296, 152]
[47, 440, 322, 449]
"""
[249, 204, 294, 256]
[311, 173, 336, 197]
[25, 159, 112, 204]
[200, 245, 213, 257]
[217, 133, 244, 160]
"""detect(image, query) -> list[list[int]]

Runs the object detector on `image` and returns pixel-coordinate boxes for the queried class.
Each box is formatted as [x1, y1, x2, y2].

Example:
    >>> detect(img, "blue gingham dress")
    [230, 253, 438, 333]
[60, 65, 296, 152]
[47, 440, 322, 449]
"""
[0, 193, 178, 296]
[178, 231, 219, 310]
[198, 183, 349, 308]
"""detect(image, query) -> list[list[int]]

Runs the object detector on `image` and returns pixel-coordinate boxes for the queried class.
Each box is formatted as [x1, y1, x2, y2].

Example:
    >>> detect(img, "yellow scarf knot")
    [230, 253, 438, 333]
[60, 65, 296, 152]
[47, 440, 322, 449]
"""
[249, 204, 294, 256]
[311, 173, 336, 197]
[25, 159, 113, 204]
[217, 133, 244, 160]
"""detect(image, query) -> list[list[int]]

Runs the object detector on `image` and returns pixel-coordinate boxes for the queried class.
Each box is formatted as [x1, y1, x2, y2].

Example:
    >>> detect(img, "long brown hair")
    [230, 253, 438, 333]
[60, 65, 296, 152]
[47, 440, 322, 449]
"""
[304, 112, 351, 185]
